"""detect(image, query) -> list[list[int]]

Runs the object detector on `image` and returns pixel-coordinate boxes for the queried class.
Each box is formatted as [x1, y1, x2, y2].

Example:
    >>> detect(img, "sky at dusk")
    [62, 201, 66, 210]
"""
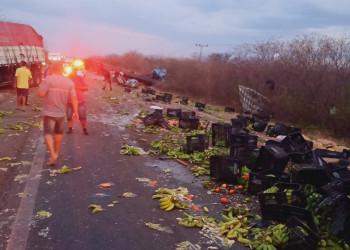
[2, 0, 350, 59]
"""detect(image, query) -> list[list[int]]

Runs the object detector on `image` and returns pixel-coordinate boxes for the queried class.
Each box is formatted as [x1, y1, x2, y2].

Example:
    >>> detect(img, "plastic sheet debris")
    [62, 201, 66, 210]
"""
[125, 79, 138, 88]
[151, 69, 168, 80]
[238, 85, 270, 114]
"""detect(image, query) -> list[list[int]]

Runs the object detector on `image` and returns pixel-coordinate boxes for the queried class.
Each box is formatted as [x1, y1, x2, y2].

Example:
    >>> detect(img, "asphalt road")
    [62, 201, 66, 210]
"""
[0, 73, 250, 250]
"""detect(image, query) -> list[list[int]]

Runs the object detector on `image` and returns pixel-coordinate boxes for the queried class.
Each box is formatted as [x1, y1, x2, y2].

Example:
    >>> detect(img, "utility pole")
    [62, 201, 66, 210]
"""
[195, 44, 208, 61]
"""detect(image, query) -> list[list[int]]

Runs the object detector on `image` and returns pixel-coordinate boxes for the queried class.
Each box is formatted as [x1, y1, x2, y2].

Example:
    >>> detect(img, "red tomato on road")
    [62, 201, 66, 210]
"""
[220, 197, 228, 204]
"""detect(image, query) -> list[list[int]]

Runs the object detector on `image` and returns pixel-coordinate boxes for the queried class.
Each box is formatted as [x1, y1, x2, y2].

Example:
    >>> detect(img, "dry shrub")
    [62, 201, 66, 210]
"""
[86, 34, 350, 139]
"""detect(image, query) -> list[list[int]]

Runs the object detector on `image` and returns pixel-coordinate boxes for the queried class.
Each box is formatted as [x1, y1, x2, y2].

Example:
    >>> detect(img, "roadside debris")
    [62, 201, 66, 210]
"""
[175, 241, 200, 250]
[120, 144, 146, 155]
[120, 192, 136, 198]
[145, 222, 173, 233]
[16, 193, 31, 198]
[36, 210, 52, 219]
[51, 166, 82, 175]
[88, 204, 104, 214]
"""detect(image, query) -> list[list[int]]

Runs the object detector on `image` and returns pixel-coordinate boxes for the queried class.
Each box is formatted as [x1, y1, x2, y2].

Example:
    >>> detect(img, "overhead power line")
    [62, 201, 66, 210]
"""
[195, 44, 208, 61]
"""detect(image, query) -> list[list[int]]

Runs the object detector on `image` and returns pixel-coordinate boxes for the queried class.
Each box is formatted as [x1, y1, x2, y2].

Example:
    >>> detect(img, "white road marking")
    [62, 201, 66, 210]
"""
[6, 137, 46, 250]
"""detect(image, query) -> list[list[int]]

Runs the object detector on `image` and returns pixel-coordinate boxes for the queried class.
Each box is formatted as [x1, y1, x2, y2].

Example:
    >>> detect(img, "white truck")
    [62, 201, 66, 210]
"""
[0, 21, 46, 87]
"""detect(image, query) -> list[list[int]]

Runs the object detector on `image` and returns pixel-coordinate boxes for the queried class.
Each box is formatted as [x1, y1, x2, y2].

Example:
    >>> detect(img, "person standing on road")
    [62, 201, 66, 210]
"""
[15, 60, 32, 111]
[102, 69, 112, 90]
[38, 62, 78, 165]
[66, 70, 89, 135]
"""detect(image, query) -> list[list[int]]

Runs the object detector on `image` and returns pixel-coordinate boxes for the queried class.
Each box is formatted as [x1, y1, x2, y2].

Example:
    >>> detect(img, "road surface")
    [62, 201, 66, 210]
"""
[0, 73, 250, 250]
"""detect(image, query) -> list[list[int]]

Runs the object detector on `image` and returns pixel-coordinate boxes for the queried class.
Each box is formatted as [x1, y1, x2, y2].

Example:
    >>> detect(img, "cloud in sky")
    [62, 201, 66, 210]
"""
[2, 0, 350, 58]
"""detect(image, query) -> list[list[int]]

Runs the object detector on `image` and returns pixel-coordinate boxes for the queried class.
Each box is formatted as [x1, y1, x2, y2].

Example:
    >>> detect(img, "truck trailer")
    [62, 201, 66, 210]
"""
[0, 21, 46, 87]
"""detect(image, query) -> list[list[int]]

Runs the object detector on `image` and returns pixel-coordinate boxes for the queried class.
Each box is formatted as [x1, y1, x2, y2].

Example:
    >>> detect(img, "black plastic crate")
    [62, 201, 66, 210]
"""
[286, 216, 320, 250]
[252, 120, 268, 132]
[260, 202, 282, 221]
[279, 173, 291, 183]
[195, 102, 206, 109]
[212, 123, 232, 147]
[185, 134, 209, 153]
[166, 108, 182, 118]
[315, 191, 350, 237]
[316, 192, 349, 217]
[258, 182, 304, 206]
[315, 148, 344, 158]
[280, 132, 313, 163]
[180, 97, 188, 105]
[229, 146, 258, 169]
[209, 155, 243, 183]
[155, 95, 165, 101]
[301, 150, 328, 165]
[181, 111, 196, 119]
[164, 93, 172, 103]
[328, 164, 350, 181]
[266, 123, 302, 137]
[329, 202, 350, 237]
[141, 88, 156, 95]
[179, 118, 200, 130]
[252, 113, 270, 122]
[321, 179, 350, 195]
[290, 163, 330, 186]
[237, 115, 252, 126]
[315, 148, 350, 160]
[230, 133, 258, 149]
[253, 144, 289, 174]
[248, 169, 279, 194]
[230, 118, 246, 133]
[260, 203, 319, 233]
[224, 107, 235, 113]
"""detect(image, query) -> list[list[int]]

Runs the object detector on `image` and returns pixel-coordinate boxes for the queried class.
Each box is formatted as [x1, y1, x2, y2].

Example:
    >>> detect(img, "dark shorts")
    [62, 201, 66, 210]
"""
[67, 102, 87, 121]
[17, 88, 29, 97]
[43, 116, 65, 135]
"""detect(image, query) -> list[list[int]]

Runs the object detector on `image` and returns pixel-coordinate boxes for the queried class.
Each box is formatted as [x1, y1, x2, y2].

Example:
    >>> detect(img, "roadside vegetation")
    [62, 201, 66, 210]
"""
[86, 34, 350, 142]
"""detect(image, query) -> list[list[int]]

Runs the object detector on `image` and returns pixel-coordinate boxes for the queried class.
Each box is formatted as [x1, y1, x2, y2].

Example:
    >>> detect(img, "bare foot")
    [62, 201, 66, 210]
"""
[47, 155, 58, 166]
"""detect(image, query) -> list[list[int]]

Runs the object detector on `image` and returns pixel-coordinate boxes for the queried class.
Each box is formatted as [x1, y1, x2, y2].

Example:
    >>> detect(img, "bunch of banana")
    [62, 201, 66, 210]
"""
[303, 183, 317, 196]
[263, 186, 279, 194]
[305, 192, 322, 210]
[226, 222, 249, 239]
[190, 152, 206, 163]
[271, 225, 289, 246]
[224, 206, 260, 220]
[158, 196, 176, 211]
[88, 204, 104, 214]
[190, 166, 209, 177]
[251, 224, 289, 249]
[318, 238, 350, 250]
[153, 187, 192, 211]
[220, 207, 252, 239]
[152, 193, 171, 199]
[154, 187, 174, 196]
[251, 243, 277, 250]
[9, 124, 24, 131]
[178, 212, 216, 228]
[284, 189, 293, 204]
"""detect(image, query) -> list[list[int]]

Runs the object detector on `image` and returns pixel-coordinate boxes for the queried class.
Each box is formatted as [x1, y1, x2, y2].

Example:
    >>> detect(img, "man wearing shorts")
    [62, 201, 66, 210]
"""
[67, 70, 89, 135]
[38, 63, 78, 165]
[15, 61, 32, 111]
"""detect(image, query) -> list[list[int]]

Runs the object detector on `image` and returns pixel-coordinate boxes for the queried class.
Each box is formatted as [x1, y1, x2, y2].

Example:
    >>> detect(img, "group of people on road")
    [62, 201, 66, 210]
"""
[99, 63, 126, 90]
[14, 60, 89, 165]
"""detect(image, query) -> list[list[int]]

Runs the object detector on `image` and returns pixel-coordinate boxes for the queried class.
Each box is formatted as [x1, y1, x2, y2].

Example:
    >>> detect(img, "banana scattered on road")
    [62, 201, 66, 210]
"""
[152, 187, 191, 211]
[178, 212, 216, 228]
